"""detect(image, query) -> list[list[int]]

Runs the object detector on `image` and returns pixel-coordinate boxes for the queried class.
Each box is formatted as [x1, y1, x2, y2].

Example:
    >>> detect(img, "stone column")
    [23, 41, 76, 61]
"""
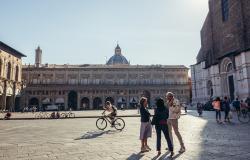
[64, 94, 68, 110]
[0, 95, 4, 110]
[77, 92, 80, 110]
[89, 96, 93, 110]
[2, 94, 6, 110]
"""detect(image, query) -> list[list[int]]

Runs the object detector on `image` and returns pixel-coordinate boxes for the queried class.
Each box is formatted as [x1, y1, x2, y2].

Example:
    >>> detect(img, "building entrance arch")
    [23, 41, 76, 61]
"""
[220, 57, 235, 101]
[68, 91, 77, 110]
[29, 97, 39, 108]
[81, 97, 90, 110]
[93, 97, 102, 110]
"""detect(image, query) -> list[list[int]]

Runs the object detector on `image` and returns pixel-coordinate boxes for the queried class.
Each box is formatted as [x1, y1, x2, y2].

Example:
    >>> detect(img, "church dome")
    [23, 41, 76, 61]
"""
[106, 44, 129, 65]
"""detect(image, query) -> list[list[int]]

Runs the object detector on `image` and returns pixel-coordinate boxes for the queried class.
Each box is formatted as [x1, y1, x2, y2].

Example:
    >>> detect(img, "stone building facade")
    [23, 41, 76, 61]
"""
[0, 41, 26, 111]
[191, 0, 250, 103]
[21, 45, 190, 110]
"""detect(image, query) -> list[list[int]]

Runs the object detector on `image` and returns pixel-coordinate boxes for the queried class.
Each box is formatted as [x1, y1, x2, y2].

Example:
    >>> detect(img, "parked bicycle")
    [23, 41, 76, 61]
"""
[60, 111, 75, 118]
[96, 110, 125, 130]
[34, 112, 50, 119]
[238, 108, 250, 123]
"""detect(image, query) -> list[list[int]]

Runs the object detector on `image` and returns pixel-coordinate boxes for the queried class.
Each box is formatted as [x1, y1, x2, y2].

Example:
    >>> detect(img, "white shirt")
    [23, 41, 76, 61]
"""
[168, 98, 181, 119]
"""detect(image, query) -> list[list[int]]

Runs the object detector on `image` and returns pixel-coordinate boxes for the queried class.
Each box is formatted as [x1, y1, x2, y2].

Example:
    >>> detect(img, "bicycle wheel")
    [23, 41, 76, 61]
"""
[96, 118, 107, 130]
[114, 118, 125, 130]
[60, 113, 66, 118]
[69, 113, 75, 118]
[238, 110, 250, 123]
[35, 113, 42, 119]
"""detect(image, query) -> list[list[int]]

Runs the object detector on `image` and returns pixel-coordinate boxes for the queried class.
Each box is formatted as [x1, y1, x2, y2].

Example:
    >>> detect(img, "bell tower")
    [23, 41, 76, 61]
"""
[35, 46, 42, 68]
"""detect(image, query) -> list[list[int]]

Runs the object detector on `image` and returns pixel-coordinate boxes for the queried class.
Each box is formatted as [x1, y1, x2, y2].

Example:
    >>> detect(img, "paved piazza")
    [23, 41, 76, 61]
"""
[0, 110, 250, 160]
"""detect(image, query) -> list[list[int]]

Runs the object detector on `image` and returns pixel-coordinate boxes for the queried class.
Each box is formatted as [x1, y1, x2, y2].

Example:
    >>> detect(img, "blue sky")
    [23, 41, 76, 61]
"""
[0, 0, 209, 67]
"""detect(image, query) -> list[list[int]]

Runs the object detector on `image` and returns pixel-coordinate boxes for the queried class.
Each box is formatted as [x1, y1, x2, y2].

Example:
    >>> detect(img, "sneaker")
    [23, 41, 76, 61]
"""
[157, 151, 161, 156]
[141, 147, 148, 153]
[179, 146, 186, 153]
[145, 145, 151, 151]
[170, 151, 174, 157]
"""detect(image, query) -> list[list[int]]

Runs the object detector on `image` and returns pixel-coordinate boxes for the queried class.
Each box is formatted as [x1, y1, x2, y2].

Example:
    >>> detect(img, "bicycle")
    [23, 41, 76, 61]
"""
[60, 111, 75, 118]
[238, 108, 250, 123]
[34, 112, 50, 119]
[96, 111, 125, 130]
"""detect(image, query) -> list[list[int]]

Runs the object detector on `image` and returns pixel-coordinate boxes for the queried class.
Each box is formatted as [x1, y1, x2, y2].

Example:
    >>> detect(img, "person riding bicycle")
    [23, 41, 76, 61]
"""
[103, 101, 117, 127]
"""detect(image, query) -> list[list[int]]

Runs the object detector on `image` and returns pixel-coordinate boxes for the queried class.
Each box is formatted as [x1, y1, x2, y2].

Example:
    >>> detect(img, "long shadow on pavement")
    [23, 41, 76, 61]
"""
[126, 152, 144, 160]
[74, 130, 120, 140]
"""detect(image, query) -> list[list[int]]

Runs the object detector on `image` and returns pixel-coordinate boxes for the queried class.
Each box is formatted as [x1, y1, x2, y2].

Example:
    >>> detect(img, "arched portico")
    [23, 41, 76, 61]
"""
[220, 57, 235, 101]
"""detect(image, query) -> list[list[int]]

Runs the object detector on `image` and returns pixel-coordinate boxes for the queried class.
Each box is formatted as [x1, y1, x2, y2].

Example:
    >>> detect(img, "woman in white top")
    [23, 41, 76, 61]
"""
[166, 92, 186, 153]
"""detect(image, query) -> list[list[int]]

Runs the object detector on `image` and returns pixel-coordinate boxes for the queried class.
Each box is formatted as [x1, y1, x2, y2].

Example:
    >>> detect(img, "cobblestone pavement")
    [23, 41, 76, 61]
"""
[0, 110, 249, 160]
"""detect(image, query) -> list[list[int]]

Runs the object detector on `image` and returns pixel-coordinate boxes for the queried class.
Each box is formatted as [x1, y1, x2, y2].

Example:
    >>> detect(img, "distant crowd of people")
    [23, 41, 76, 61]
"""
[196, 96, 250, 123]
[211, 96, 250, 123]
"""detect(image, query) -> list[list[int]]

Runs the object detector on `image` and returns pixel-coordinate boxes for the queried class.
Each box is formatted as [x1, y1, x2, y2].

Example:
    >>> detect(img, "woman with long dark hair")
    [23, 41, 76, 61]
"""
[152, 98, 174, 157]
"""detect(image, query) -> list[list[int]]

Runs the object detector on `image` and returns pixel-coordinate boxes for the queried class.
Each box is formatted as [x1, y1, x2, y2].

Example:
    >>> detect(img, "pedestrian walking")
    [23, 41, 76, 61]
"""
[245, 97, 250, 112]
[212, 97, 222, 123]
[183, 103, 187, 113]
[139, 97, 152, 152]
[197, 102, 203, 116]
[151, 98, 174, 157]
[232, 98, 240, 115]
[166, 92, 186, 153]
[223, 97, 231, 122]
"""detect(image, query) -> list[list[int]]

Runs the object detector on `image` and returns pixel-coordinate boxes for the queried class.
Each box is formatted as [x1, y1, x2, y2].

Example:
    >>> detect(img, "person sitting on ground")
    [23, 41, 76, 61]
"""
[103, 101, 117, 127]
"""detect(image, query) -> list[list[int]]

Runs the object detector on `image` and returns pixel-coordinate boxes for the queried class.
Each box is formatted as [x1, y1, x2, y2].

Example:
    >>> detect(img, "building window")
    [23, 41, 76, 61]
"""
[6, 62, 11, 79]
[15, 66, 19, 81]
[221, 0, 229, 22]
[226, 63, 233, 72]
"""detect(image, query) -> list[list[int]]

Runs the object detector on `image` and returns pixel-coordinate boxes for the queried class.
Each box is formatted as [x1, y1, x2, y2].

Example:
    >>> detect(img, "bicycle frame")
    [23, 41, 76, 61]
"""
[101, 111, 114, 124]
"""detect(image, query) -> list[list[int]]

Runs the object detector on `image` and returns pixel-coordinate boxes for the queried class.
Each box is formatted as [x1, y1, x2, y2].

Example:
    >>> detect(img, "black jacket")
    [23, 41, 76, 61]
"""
[152, 107, 169, 125]
[140, 106, 151, 122]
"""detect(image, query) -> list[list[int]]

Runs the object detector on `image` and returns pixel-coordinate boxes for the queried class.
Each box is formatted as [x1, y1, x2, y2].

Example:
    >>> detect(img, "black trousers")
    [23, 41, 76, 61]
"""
[215, 109, 221, 120]
[155, 124, 173, 152]
[224, 110, 230, 120]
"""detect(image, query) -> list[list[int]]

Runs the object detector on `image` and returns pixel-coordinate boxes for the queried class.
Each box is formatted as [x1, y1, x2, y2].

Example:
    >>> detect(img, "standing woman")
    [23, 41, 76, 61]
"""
[152, 98, 174, 157]
[212, 97, 222, 123]
[139, 97, 152, 152]
[166, 92, 185, 153]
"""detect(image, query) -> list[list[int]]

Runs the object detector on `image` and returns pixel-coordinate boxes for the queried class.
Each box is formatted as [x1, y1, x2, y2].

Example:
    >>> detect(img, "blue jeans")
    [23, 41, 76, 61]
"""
[155, 124, 173, 152]
[215, 109, 221, 120]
